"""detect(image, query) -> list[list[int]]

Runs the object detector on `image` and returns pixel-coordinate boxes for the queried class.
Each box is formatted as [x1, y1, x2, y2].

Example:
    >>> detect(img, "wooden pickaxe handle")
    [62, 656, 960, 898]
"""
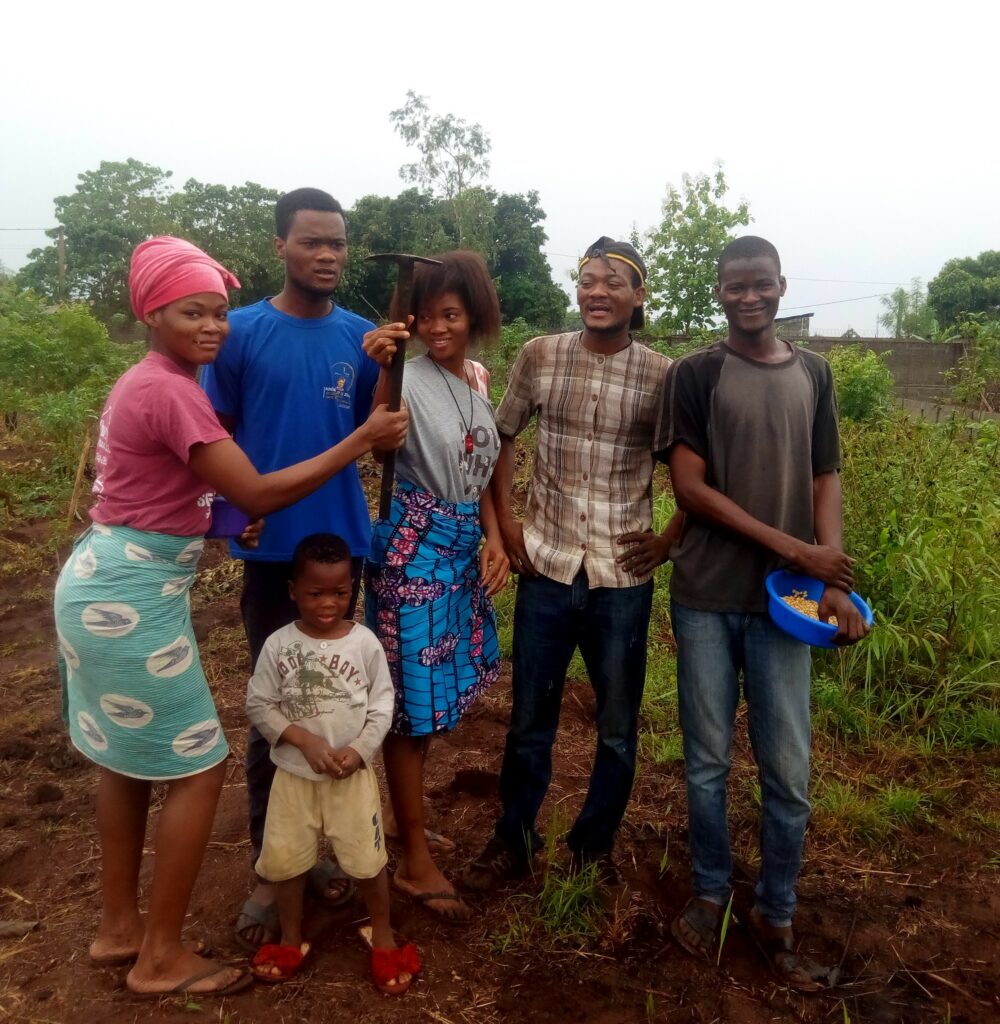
[377, 265, 415, 520]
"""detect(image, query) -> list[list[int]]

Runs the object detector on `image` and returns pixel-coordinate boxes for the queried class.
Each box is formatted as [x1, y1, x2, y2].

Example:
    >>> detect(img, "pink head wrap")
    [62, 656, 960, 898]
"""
[129, 236, 241, 320]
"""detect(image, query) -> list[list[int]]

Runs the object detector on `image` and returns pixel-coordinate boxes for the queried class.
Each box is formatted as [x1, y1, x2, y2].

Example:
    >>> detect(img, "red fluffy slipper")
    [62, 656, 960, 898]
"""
[251, 942, 310, 983]
[358, 925, 420, 996]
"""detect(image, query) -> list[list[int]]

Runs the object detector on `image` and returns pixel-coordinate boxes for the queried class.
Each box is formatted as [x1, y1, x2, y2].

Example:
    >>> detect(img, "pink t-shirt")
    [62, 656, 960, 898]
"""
[91, 352, 231, 536]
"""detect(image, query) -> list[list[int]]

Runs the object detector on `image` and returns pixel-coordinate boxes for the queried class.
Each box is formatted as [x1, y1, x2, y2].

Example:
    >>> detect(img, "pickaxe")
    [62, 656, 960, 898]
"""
[365, 252, 443, 519]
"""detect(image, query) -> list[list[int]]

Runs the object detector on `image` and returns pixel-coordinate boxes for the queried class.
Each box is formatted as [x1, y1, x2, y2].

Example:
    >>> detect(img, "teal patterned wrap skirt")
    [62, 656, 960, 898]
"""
[54, 523, 229, 781]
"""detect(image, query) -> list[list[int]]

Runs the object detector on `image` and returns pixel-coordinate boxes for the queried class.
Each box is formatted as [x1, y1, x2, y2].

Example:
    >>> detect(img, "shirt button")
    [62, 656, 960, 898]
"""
[580, 543, 587, 550]
[582, 472, 588, 481]
[320, 641, 328, 649]
[580, 513, 587, 522]
[591, 394, 598, 402]
[598, 356, 605, 364]
[586, 432, 593, 441]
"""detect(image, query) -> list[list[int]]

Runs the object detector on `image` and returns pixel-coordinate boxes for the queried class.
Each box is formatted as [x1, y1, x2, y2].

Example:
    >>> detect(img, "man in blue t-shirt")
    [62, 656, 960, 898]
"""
[202, 187, 381, 950]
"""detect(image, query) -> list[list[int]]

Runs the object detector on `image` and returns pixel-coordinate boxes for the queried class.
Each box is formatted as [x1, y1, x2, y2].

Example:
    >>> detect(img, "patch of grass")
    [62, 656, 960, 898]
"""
[812, 779, 896, 845]
[640, 729, 683, 765]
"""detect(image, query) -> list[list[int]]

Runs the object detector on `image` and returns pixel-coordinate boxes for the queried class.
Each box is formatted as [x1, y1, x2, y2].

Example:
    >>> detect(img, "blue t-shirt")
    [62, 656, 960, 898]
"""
[201, 299, 380, 561]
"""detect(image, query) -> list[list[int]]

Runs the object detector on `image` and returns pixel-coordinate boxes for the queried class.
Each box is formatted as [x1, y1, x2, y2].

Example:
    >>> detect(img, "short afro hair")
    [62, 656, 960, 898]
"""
[291, 532, 353, 580]
[276, 188, 345, 240]
[390, 250, 501, 346]
[717, 236, 781, 278]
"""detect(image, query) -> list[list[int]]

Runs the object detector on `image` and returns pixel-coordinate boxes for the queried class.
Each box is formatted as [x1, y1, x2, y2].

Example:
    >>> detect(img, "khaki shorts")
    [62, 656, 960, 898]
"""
[255, 765, 387, 882]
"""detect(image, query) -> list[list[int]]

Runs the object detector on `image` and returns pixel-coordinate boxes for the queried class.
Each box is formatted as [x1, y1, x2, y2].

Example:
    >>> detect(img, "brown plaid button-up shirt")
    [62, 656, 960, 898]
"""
[495, 332, 671, 589]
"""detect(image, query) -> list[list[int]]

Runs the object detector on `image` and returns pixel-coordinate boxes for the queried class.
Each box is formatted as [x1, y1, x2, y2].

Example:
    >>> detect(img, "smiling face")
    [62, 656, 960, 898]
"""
[715, 255, 787, 336]
[577, 258, 644, 335]
[415, 290, 473, 369]
[289, 558, 354, 637]
[275, 209, 348, 298]
[146, 292, 230, 373]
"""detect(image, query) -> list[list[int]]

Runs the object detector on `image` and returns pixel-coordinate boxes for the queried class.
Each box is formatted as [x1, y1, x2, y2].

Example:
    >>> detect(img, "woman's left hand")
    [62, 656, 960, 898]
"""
[480, 538, 510, 598]
[236, 517, 264, 550]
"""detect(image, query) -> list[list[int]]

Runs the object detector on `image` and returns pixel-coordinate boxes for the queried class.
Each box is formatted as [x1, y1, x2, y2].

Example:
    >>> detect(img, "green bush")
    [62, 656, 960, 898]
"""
[818, 412, 1000, 743]
[0, 284, 141, 519]
[826, 344, 895, 421]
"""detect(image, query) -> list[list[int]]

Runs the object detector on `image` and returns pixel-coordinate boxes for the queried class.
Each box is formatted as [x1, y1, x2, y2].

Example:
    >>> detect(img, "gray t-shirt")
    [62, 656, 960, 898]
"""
[395, 355, 500, 503]
[654, 341, 841, 613]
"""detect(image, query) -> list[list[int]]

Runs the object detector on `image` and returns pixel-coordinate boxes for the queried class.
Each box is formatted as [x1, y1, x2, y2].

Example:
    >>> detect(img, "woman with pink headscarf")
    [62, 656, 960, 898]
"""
[53, 237, 407, 998]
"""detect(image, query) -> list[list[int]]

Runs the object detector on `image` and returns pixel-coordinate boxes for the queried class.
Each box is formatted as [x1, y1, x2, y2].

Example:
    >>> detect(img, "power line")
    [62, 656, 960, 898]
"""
[782, 293, 888, 311]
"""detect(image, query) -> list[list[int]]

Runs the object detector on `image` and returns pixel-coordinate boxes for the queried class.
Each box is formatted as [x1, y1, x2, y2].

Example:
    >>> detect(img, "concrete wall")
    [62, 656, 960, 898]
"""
[804, 338, 968, 400]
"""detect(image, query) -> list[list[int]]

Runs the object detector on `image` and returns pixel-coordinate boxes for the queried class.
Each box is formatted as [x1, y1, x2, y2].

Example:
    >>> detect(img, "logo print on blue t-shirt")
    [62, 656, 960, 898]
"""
[324, 362, 356, 408]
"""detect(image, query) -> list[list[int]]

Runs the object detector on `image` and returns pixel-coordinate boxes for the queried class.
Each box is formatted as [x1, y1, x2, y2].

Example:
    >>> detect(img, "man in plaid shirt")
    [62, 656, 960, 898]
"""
[464, 237, 681, 893]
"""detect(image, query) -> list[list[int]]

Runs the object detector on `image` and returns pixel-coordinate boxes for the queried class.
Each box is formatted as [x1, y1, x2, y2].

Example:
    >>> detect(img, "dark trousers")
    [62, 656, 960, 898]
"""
[495, 569, 654, 861]
[242, 558, 363, 865]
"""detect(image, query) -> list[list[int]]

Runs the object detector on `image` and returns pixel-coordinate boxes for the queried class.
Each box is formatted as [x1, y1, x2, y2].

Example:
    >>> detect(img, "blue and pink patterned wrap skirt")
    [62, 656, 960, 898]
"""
[365, 481, 501, 737]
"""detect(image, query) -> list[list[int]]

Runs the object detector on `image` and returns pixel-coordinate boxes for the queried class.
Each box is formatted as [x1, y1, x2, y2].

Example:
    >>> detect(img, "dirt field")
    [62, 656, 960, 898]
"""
[1, 517, 999, 1024]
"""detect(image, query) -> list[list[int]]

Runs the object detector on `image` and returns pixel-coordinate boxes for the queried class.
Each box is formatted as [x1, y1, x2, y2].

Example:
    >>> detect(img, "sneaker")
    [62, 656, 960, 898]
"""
[461, 835, 532, 893]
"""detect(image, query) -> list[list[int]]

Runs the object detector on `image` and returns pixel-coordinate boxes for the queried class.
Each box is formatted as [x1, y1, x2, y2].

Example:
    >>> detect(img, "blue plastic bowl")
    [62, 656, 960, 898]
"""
[765, 570, 873, 649]
[205, 497, 250, 539]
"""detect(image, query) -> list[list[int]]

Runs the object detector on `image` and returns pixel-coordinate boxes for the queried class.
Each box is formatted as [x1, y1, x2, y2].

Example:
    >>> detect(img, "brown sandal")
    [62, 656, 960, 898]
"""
[747, 908, 824, 993]
[670, 898, 724, 961]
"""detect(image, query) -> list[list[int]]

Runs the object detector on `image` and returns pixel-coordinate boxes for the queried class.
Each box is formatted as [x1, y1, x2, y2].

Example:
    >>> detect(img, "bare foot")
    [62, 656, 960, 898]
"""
[392, 864, 473, 923]
[127, 948, 245, 996]
[91, 932, 205, 965]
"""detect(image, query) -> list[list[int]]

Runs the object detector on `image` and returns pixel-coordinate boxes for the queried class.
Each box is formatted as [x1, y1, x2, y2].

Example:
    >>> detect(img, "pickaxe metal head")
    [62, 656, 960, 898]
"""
[365, 252, 443, 322]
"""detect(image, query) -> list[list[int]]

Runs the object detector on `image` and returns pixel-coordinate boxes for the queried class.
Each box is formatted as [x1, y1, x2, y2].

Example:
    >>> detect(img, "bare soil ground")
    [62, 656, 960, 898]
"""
[1, 514, 999, 1024]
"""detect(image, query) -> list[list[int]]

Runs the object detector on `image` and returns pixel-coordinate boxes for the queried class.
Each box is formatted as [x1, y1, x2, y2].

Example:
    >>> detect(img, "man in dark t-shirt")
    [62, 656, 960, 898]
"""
[654, 236, 869, 990]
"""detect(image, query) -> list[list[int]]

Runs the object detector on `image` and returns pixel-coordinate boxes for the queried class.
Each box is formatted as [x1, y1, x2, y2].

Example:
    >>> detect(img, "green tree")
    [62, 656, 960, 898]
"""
[171, 179, 282, 306]
[491, 190, 566, 327]
[17, 159, 177, 321]
[878, 278, 937, 338]
[927, 251, 1000, 328]
[645, 164, 751, 334]
[389, 91, 491, 246]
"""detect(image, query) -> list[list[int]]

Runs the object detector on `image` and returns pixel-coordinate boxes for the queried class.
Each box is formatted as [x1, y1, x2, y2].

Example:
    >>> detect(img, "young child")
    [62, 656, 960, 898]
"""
[245, 533, 419, 993]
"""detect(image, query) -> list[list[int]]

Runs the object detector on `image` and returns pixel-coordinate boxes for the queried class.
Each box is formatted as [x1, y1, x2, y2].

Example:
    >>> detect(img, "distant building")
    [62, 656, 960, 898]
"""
[775, 312, 814, 339]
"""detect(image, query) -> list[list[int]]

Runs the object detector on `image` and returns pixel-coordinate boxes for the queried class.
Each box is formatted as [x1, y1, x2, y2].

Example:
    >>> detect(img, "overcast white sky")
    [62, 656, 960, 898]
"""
[2, 0, 996, 335]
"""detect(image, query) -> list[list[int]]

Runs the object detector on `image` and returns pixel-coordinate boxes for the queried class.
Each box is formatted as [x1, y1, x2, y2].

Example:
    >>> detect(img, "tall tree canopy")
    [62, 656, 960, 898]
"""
[645, 164, 751, 335]
[18, 160, 566, 329]
[18, 161, 280, 322]
[878, 278, 937, 338]
[928, 251, 1000, 328]
[390, 91, 491, 248]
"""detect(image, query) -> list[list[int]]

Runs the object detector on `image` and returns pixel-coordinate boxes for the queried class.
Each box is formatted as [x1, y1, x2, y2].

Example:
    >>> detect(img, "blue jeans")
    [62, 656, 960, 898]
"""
[242, 558, 363, 866]
[496, 570, 653, 861]
[671, 600, 812, 927]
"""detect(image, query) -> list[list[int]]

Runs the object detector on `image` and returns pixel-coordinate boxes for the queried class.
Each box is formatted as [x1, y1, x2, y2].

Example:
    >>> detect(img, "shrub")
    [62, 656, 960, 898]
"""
[826, 344, 895, 421]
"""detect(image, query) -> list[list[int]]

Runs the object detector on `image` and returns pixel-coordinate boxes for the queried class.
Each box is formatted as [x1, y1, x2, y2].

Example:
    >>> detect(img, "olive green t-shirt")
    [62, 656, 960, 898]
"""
[654, 341, 840, 613]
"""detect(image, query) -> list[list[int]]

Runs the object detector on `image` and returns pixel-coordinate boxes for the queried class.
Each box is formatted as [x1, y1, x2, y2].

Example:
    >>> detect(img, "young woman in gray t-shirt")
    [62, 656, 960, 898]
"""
[362, 251, 508, 923]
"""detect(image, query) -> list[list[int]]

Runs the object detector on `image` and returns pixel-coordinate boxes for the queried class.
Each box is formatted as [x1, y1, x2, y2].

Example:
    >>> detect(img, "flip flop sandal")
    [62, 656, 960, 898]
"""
[307, 860, 356, 907]
[234, 897, 279, 953]
[392, 877, 474, 924]
[358, 926, 420, 996]
[251, 942, 311, 984]
[670, 898, 724, 961]
[747, 908, 824, 993]
[129, 965, 253, 1000]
